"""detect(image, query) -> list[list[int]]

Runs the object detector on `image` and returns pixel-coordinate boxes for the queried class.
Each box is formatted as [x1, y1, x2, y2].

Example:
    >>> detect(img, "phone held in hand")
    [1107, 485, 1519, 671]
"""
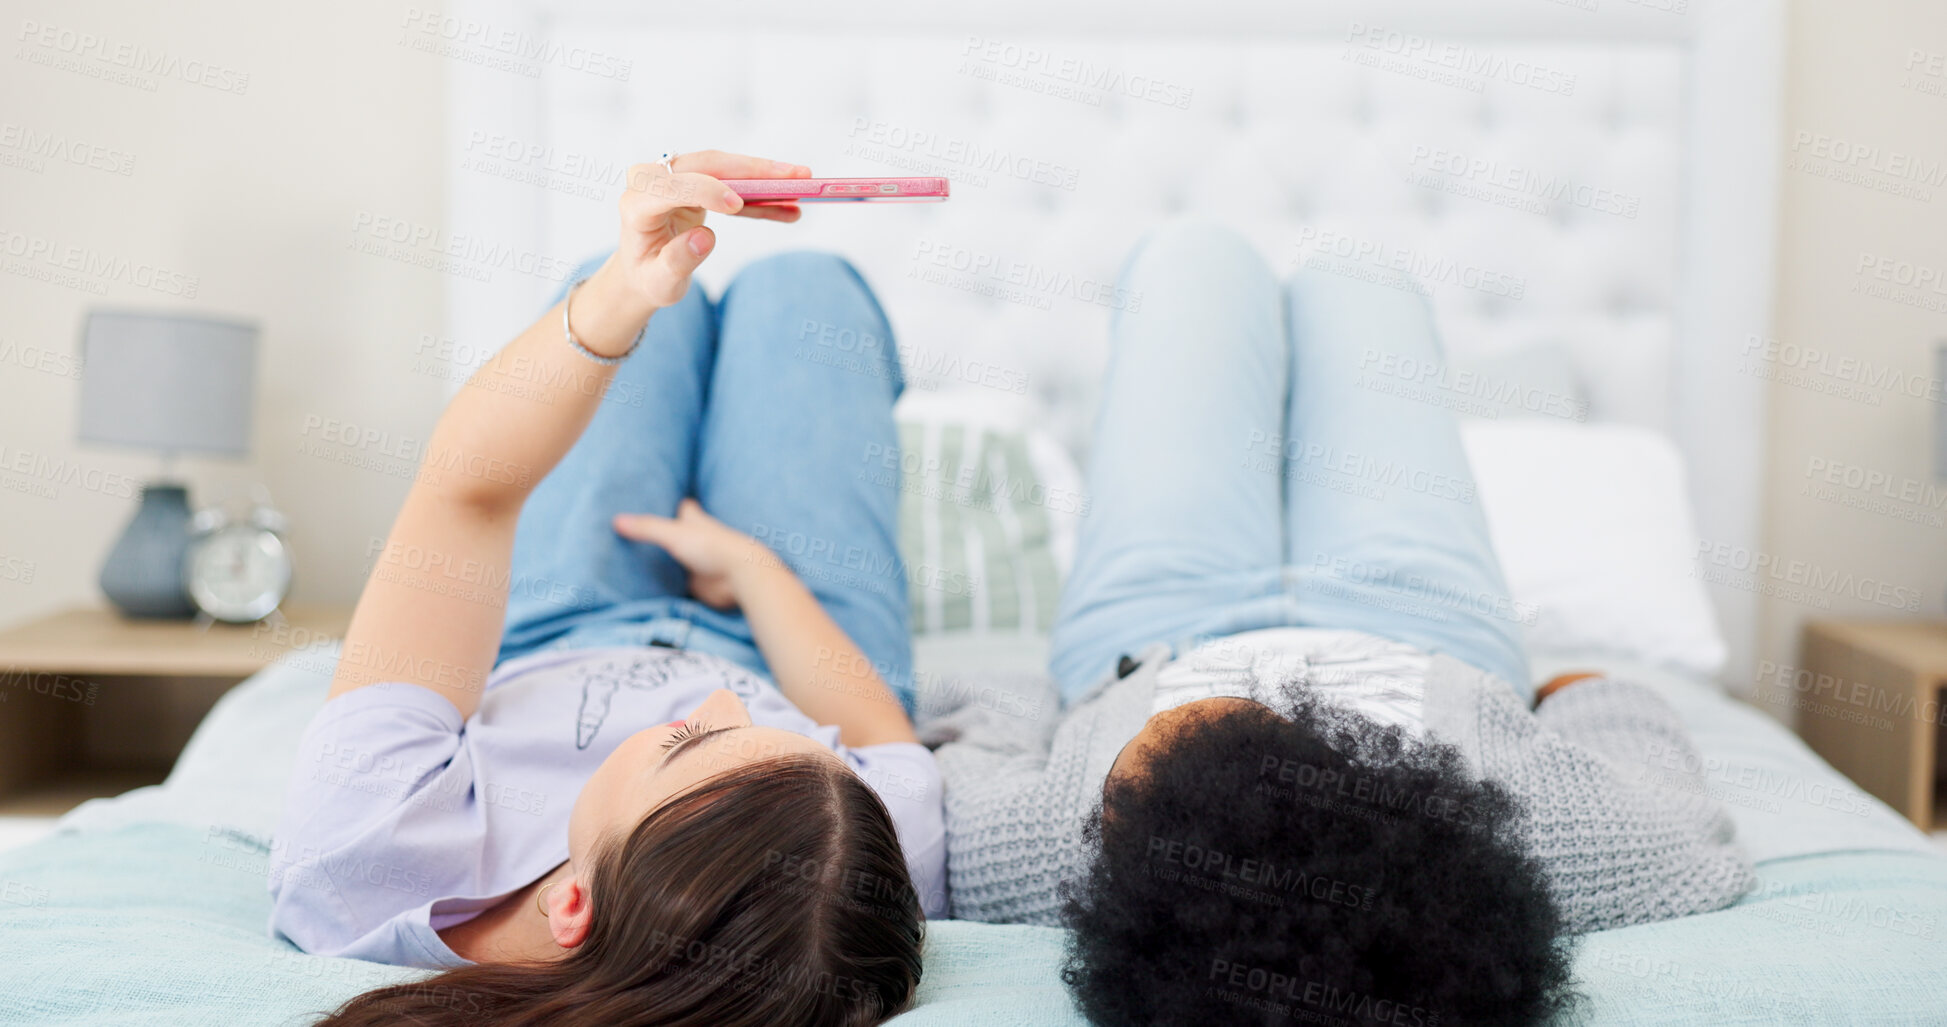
[723, 177, 950, 204]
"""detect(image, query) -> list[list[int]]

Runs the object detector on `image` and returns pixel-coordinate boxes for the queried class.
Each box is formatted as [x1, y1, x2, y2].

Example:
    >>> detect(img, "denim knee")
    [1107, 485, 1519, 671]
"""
[719, 250, 901, 389]
[1285, 261, 1438, 326]
[1122, 219, 1267, 278]
[1117, 219, 1279, 313]
[725, 250, 877, 313]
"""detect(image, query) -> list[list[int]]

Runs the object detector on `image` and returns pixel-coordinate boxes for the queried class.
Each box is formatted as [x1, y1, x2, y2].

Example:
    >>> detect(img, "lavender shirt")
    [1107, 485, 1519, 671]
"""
[267, 646, 946, 967]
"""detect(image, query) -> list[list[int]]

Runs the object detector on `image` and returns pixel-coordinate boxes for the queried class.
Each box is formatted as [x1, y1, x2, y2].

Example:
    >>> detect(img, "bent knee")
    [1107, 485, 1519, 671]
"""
[730, 249, 865, 293]
[721, 250, 886, 342]
[717, 250, 900, 386]
[1285, 262, 1437, 324]
[1134, 219, 1256, 263]
[1120, 219, 1276, 296]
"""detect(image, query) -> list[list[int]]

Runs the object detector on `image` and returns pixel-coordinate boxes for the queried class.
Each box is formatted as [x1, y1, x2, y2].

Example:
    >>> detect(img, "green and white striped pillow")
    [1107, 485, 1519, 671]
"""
[893, 419, 1081, 636]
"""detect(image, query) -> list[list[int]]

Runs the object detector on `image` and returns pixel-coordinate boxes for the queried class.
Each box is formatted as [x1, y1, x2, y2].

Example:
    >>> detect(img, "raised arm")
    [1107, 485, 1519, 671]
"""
[328, 152, 811, 719]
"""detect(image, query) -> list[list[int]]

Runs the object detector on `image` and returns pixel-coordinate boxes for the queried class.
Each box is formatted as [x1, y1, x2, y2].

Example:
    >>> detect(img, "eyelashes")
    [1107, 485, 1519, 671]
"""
[660, 722, 704, 751]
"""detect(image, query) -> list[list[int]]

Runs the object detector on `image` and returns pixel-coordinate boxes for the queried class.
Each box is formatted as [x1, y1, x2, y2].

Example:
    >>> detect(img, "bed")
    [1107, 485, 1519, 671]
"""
[11, 1, 1944, 1022]
[5, 416, 1946, 1025]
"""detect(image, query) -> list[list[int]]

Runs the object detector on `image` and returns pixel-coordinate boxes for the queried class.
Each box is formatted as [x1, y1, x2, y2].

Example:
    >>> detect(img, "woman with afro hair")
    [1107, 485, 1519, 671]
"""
[932, 221, 1754, 1026]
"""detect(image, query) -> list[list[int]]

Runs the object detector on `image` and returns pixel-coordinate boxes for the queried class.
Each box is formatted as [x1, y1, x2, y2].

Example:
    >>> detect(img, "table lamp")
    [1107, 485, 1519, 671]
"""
[77, 311, 259, 618]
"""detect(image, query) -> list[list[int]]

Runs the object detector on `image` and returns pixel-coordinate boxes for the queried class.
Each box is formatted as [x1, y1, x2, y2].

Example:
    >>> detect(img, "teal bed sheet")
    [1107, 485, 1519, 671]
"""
[1, 650, 1943, 1025]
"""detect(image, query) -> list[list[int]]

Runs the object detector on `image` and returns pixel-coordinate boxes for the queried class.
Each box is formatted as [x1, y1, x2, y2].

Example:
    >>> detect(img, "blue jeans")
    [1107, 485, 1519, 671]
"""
[1050, 222, 1531, 704]
[495, 251, 916, 709]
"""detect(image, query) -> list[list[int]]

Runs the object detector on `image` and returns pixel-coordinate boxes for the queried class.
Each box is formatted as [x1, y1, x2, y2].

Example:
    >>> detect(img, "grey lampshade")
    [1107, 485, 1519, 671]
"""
[77, 311, 259, 457]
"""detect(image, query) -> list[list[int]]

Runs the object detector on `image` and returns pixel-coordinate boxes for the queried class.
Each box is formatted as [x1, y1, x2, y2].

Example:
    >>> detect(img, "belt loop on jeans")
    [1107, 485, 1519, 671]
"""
[650, 619, 693, 650]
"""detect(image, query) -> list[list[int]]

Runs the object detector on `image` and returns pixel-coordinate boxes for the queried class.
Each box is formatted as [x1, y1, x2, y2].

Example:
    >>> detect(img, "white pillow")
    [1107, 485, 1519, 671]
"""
[1460, 420, 1728, 680]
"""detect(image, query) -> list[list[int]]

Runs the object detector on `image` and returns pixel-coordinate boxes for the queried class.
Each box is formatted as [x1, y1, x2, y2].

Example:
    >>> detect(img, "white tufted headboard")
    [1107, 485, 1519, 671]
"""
[439, 0, 1782, 683]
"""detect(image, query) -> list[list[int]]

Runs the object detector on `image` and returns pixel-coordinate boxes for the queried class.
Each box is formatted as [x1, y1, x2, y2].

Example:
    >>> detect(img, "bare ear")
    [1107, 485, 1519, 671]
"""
[547, 874, 596, 950]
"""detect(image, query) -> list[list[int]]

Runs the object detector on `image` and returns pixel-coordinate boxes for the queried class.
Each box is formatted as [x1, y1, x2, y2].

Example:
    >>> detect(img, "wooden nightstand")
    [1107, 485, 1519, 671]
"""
[0, 604, 350, 816]
[1796, 620, 1947, 830]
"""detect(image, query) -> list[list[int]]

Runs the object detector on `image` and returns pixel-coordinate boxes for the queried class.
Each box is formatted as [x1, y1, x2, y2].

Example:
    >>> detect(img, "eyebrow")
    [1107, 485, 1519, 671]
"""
[659, 726, 737, 770]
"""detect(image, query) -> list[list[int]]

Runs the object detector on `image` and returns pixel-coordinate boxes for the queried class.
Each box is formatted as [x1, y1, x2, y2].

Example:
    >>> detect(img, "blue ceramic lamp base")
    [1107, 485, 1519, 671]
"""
[99, 482, 197, 619]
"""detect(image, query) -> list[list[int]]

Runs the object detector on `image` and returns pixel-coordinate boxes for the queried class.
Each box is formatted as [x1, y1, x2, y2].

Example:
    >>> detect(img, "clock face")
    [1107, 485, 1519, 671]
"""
[185, 526, 292, 623]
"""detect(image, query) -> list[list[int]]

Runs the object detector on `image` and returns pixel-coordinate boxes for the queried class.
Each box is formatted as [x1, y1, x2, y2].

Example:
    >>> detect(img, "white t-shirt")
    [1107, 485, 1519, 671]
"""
[1151, 627, 1430, 738]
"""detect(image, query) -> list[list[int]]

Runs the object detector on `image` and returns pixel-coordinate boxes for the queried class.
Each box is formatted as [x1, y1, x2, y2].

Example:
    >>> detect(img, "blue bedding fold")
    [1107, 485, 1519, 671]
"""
[0, 822, 1084, 1026]
[5, 649, 1945, 1024]
[3, 823, 1945, 1025]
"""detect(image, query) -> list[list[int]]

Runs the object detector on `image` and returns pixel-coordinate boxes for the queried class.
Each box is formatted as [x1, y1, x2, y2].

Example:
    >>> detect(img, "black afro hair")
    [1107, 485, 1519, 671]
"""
[1060, 682, 1576, 1026]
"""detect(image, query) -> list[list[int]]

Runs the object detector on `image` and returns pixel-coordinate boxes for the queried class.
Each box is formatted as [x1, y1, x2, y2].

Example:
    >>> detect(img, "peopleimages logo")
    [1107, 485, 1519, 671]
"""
[1692, 539, 1921, 612]
[796, 319, 1031, 396]
[397, 7, 632, 81]
[1207, 959, 1438, 1027]
[1146, 835, 1377, 911]
[0, 228, 199, 297]
[1740, 332, 1944, 404]
[846, 117, 1080, 191]
[1404, 145, 1639, 218]
[1789, 131, 1947, 186]
[1291, 227, 1527, 300]
[958, 37, 1195, 110]
[1756, 659, 1947, 729]
[0, 122, 136, 176]
[1344, 22, 1577, 96]
[15, 18, 250, 94]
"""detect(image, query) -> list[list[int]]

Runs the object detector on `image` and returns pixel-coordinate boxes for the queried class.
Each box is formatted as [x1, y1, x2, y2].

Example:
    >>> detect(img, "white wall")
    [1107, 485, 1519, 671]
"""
[0, 0, 447, 626]
[3, 0, 1943, 712]
[1753, 0, 1947, 715]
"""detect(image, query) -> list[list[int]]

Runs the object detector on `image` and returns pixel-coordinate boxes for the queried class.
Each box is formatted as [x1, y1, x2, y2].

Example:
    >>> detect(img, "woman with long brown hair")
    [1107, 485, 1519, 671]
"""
[267, 150, 940, 1027]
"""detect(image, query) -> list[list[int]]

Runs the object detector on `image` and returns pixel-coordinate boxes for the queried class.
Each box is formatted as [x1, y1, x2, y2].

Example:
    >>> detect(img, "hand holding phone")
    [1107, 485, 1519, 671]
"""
[722, 177, 950, 204]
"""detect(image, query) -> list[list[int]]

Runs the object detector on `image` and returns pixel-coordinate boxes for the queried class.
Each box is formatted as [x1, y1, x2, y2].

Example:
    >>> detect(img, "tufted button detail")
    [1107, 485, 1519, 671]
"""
[527, 32, 1686, 465]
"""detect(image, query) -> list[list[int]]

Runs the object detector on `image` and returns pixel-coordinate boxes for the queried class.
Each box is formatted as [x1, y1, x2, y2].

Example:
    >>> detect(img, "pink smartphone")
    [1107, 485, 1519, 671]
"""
[723, 177, 950, 204]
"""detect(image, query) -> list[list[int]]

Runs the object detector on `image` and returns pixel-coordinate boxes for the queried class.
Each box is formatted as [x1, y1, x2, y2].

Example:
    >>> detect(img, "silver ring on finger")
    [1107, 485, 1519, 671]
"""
[657, 152, 679, 174]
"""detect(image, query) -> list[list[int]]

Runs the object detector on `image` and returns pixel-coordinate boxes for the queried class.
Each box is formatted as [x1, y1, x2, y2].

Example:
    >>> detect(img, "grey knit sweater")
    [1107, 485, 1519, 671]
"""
[929, 644, 1754, 933]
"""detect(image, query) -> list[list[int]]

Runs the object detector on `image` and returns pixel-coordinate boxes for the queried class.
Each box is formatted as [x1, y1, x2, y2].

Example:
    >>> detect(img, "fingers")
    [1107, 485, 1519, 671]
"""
[734, 203, 802, 223]
[674, 150, 812, 180]
[620, 166, 742, 228]
[653, 226, 715, 284]
[621, 154, 808, 230]
[616, 498, 708, 541]
[612, 511, 674, 543]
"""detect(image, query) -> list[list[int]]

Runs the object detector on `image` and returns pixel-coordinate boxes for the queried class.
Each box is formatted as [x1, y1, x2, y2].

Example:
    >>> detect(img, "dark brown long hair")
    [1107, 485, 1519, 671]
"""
[317, 755, 925, 1027]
